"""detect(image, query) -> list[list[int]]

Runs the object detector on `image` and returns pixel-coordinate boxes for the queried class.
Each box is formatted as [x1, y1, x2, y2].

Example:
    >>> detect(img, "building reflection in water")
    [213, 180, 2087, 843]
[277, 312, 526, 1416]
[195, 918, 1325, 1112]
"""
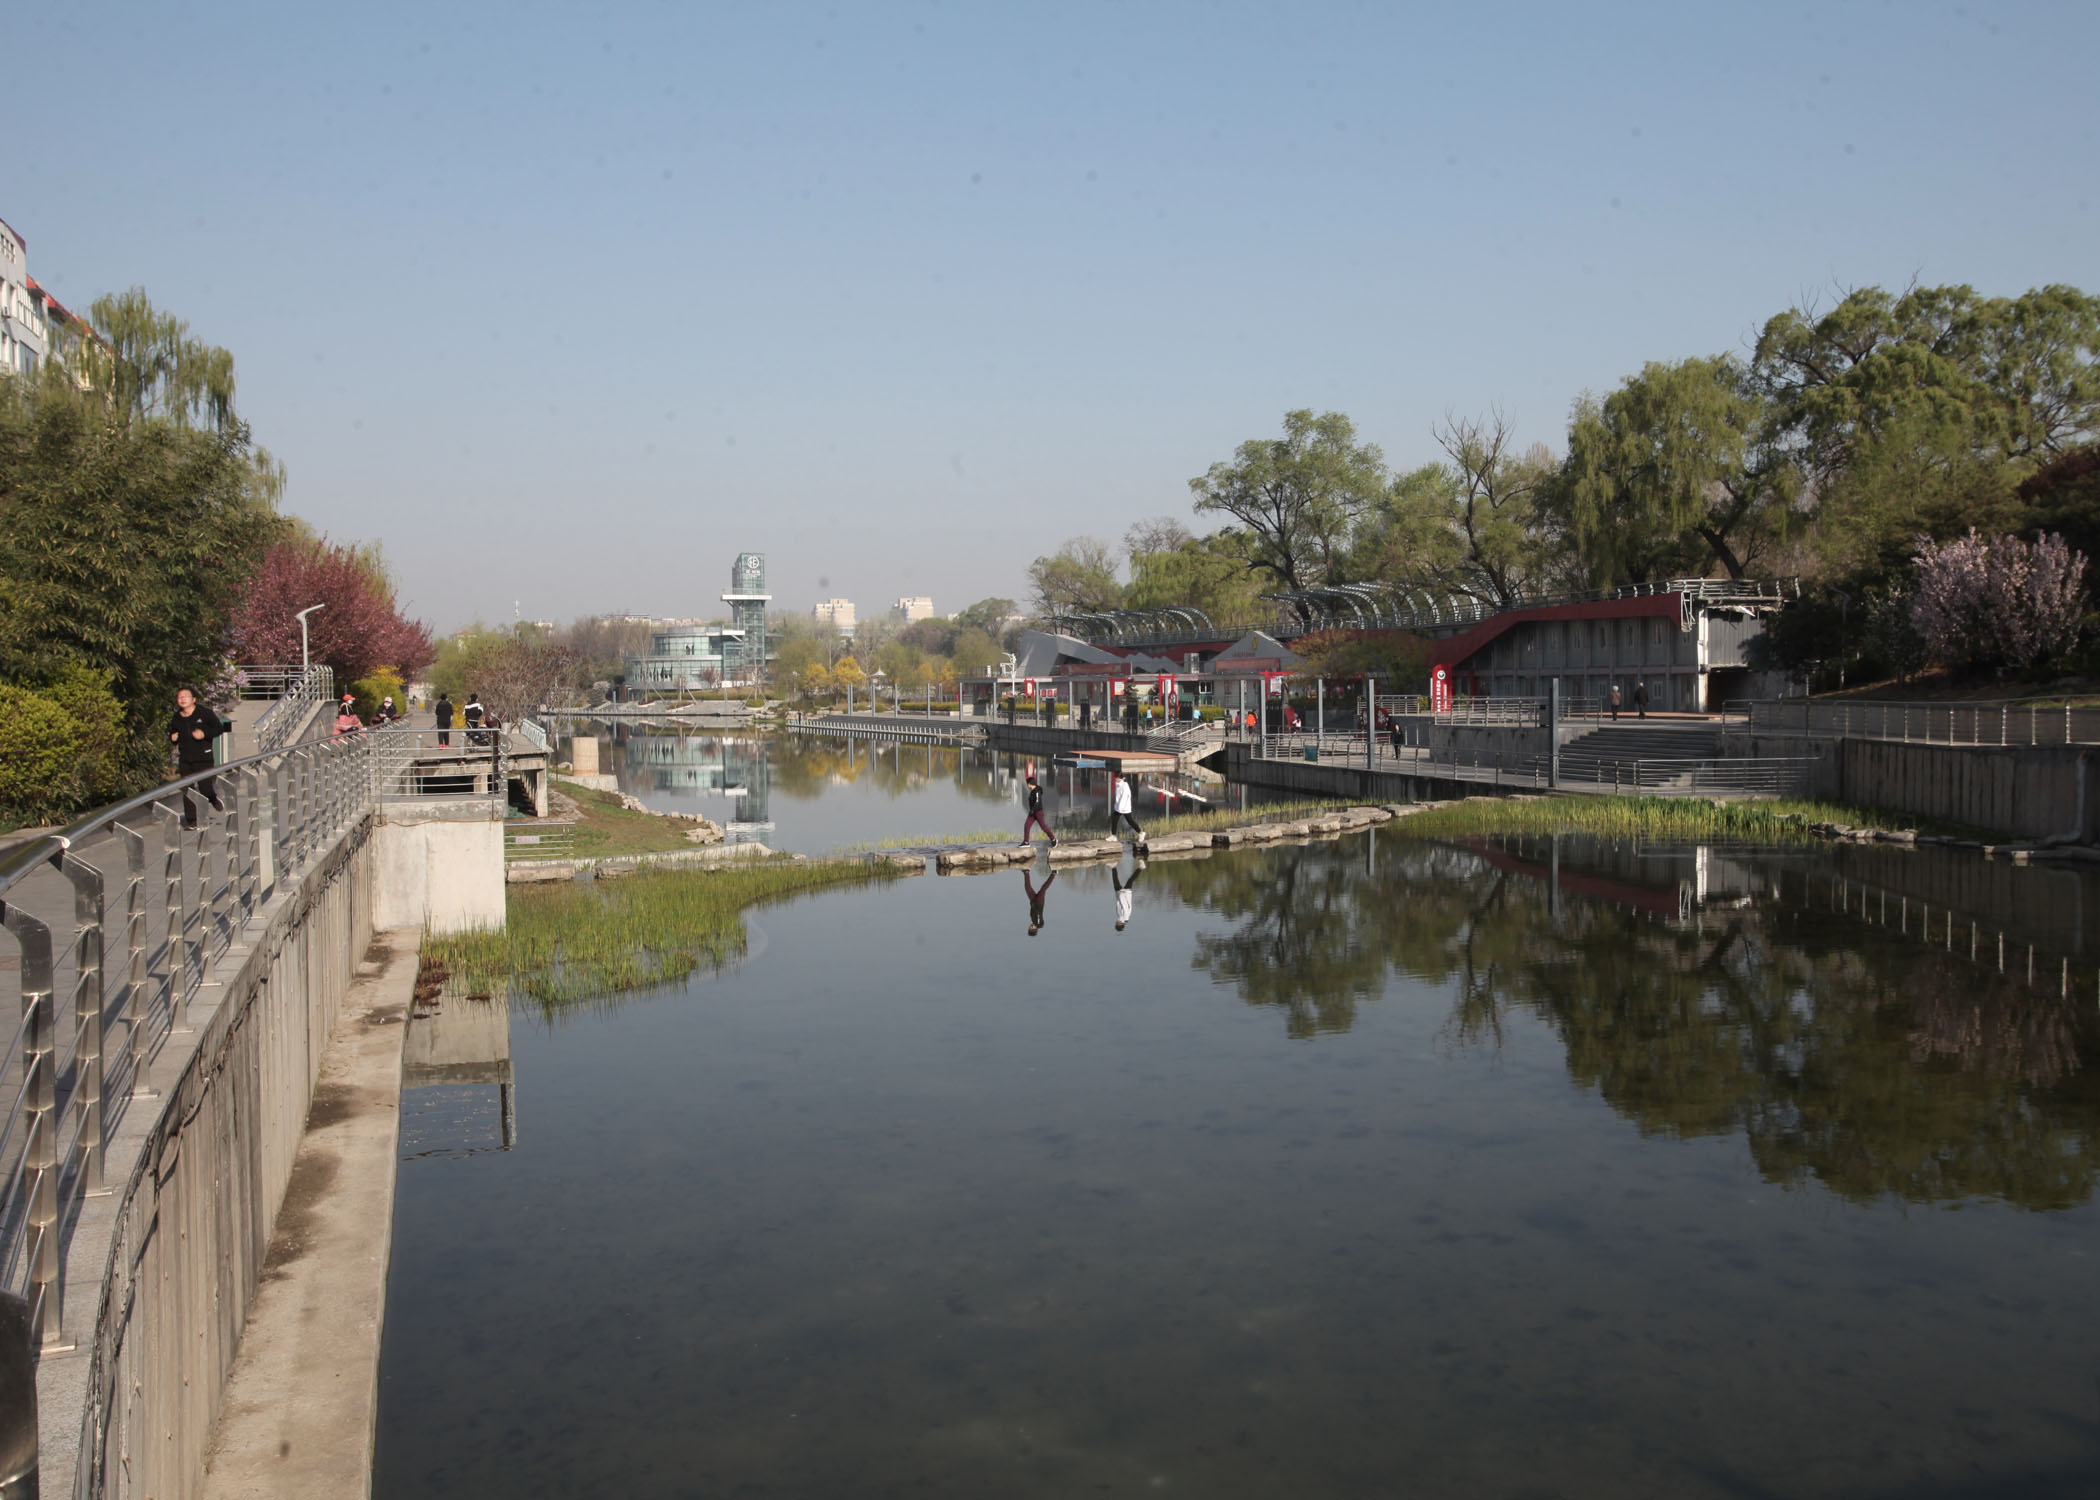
[617, 731, 774, 837]
[1143, 831, 2100, 1211]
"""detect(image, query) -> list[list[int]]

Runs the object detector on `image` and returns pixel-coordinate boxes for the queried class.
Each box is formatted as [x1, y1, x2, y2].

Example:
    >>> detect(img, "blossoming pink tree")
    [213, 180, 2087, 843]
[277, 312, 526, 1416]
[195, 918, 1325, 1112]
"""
[1909, 529, 2087, 673]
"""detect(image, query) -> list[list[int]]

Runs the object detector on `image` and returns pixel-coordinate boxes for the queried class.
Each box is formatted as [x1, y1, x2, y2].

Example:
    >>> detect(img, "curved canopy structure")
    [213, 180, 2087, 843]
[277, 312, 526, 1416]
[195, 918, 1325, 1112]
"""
[1050, 606, 1218, 642]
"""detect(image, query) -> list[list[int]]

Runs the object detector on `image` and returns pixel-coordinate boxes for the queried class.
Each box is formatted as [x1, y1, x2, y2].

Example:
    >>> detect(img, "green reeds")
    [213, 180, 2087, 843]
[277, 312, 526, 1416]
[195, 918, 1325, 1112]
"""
[427, 858, 895, 1014]
[1381, 795, 1919, 842]
[1143, 797, 1352, 835]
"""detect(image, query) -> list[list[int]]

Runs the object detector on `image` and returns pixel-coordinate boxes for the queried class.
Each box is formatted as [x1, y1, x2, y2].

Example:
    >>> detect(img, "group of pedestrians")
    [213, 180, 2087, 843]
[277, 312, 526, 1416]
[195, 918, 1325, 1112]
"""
[1015, 766, 1149, 934]
[1606, 681, 1651, 720]
[168, 681, 509, 833]
[1018, 769, 1146, 850]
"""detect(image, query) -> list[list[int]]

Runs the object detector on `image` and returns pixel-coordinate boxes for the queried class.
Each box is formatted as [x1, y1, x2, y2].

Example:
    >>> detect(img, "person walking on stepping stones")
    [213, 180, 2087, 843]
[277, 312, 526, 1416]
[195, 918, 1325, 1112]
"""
[1018, 773, 1057, 846]
[1023, 867, 1056, 934]
[1113, 858, 1144, 932]
[1109, 770, 1144, 845]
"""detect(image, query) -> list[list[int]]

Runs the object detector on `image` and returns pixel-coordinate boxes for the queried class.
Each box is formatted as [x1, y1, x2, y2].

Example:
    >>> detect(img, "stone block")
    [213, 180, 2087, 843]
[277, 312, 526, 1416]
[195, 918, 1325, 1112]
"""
[506, 861, 574, 884]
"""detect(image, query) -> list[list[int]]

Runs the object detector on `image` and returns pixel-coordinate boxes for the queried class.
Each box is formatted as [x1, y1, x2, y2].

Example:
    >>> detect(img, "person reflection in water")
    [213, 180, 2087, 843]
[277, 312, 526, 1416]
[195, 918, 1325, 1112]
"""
[1113, 858, 1144, 932]
[1024, 867, 1056, 935]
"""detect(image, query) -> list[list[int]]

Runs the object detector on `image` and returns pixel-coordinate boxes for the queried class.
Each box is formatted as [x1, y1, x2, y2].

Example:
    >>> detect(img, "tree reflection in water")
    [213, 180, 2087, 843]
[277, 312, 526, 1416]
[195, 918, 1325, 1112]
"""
[1144, 834, 2100, 1210]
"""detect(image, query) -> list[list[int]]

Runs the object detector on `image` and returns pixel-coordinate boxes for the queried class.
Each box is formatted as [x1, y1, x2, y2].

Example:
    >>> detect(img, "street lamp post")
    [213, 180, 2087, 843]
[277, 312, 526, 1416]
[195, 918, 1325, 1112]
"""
[295, 604, 327, 671]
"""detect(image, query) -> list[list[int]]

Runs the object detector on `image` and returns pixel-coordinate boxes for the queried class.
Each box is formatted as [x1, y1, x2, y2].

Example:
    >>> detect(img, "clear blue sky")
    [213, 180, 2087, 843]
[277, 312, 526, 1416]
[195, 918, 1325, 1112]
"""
[12, 0, 2097, 629]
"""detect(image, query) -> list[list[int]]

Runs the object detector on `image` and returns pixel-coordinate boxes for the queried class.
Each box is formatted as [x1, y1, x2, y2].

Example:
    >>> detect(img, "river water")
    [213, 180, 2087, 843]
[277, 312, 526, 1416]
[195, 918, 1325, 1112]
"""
[559, 726, 1259, 850]
[374, 762, 2100, 1498]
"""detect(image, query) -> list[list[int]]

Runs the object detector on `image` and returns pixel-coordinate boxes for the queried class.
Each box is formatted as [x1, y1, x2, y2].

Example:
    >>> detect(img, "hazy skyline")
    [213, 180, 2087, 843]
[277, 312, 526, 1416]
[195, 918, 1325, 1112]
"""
[11, 0, 2097, 629]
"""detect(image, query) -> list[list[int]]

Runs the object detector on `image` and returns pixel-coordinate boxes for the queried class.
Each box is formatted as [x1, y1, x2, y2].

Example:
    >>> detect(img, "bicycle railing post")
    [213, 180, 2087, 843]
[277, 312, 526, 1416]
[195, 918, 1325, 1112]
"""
[2, 900, 65, 1351]
[58, 852, 107, 1195]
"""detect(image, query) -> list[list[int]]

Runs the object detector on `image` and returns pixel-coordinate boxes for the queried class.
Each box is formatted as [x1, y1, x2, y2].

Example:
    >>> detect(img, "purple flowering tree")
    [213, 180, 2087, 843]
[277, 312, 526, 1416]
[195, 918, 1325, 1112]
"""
[1909, 529, 2088, 673]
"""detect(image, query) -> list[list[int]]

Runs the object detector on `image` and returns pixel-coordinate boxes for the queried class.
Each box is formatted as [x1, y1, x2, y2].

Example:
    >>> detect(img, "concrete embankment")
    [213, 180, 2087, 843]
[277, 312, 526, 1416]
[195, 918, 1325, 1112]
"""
[1724, 732, 2100, 841]
[508, 841, 787, 882]
[200, 933, 420, 1500]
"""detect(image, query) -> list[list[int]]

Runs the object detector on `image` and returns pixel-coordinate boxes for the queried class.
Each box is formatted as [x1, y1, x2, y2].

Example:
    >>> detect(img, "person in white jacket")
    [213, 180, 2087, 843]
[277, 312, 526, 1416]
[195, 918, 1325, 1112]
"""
[1113, 860, 1144, 931]
[1109, 771, 1145, 844]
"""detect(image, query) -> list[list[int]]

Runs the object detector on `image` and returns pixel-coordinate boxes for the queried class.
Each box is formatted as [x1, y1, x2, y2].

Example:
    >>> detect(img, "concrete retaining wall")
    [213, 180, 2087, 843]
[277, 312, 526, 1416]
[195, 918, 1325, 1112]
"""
[1721, 733, 1845, 799]
[47, 822, 376, 1500]
[1722, 732, 2097, 837]
[374, 803, 505, 934]
[983, 723, 1160, 758]
[1835, 740, 2099, 841]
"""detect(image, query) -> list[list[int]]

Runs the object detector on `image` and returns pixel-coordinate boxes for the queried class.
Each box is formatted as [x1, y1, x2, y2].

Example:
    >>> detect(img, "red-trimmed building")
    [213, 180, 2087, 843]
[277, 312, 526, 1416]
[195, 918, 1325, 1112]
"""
[1047, 580, 1793, 714]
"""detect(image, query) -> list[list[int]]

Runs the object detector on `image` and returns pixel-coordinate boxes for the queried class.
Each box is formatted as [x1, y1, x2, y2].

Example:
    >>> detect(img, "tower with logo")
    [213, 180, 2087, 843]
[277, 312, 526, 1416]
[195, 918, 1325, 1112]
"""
[723, 552, 772, 685]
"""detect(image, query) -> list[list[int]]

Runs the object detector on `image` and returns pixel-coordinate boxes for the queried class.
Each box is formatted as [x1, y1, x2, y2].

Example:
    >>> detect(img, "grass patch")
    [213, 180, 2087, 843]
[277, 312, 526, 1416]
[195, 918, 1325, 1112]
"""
[1380, 795, 1958, 842]
[1143, 797, 1353, 836]
[428, 859, 896, 1013]
[548, 780, 701, 859]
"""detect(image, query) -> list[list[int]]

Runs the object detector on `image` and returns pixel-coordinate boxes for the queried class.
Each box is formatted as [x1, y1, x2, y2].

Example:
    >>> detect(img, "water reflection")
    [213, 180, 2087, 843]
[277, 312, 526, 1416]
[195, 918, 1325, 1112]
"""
[561, 726, 1255, 849]
[1148, 834, 2100, 1209]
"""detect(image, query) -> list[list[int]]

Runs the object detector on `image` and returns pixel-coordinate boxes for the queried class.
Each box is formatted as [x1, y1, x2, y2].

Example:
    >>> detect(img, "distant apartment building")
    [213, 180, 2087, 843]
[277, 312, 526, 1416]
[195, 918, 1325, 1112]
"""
[813, 598, 857, 637]
[1, 216, 94, 381]
[892, 596, 934, 623]
[0, 217, 48, 378]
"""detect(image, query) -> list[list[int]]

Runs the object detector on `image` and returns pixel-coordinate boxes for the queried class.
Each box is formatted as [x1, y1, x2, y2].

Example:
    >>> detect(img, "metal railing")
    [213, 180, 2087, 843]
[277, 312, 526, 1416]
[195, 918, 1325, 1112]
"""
[251, 664, 335, 751]
[0, 728, 507, 1359]
[504, 819, 574, 861]
[369, 727, 509, 802]
[515, 717, 550, 754]
[1251, 735, 1821, 797]
[1746, 696, 2100, 746]
[1557, 756, 1824, 794]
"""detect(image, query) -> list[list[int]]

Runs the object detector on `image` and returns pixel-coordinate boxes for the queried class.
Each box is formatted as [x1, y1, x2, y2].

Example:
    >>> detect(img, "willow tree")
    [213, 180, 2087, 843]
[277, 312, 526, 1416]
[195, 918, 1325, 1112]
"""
[1557, 355, 1791, 584]
[1751, 282, 2100, 573]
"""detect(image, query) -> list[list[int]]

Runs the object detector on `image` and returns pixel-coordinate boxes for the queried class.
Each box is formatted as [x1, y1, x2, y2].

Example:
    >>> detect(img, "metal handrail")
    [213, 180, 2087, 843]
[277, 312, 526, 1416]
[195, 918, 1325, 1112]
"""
[1744, 696, 2100, 747]
[0, 726, 508, 1357]
[252, 663, 335, 751]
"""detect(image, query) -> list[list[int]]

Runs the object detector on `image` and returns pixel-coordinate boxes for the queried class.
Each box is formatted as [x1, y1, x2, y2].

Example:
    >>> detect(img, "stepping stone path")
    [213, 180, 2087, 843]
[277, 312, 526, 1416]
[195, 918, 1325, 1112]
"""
[924, 805, 1417, 875]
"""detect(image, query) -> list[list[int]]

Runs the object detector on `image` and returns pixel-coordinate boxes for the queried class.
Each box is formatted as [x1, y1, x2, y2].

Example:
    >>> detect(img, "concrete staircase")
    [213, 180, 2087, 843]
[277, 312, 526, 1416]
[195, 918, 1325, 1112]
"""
[1558, 722, 1722, 785]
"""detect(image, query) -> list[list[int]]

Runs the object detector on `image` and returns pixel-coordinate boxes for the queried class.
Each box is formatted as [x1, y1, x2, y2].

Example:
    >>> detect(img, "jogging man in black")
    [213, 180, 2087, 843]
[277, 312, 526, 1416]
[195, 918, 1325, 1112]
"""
[168, 687, 225, 829]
